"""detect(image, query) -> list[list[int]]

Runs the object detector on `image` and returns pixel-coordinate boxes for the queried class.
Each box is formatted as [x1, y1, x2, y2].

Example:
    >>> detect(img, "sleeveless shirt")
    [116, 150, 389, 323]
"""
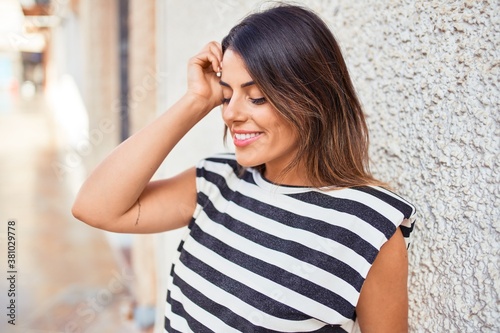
[164, 153, 416, 332]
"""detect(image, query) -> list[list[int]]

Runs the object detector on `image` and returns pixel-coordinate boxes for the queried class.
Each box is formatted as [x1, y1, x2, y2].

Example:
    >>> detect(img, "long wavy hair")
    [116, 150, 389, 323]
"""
[222, 4, 384, 188]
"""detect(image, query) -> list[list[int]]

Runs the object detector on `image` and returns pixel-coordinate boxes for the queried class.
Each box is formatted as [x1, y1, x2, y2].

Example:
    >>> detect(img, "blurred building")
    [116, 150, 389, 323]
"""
[1, 0, 160, 331]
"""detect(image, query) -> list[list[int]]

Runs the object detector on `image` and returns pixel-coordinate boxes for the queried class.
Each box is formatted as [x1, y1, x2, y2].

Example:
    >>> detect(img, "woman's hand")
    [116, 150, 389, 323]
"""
[185, 41, 224, 112]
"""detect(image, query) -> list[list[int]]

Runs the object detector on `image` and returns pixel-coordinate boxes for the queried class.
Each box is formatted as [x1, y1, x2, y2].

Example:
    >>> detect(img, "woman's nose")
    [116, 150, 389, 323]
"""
[222, 96, 247, 123]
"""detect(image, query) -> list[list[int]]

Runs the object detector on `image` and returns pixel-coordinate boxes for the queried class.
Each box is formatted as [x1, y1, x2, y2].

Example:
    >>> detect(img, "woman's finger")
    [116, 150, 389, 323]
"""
[194, 41, 222, 73]
[207, 41, 223, 71]
[192, 42, 222, 70]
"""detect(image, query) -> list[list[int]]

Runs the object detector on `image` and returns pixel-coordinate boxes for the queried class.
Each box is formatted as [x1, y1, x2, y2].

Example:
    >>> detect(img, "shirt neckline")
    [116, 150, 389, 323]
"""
[250, 168, 336, 194]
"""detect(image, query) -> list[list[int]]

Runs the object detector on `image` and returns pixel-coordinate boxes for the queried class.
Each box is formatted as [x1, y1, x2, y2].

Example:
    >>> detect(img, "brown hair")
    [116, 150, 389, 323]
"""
[222, 4, 385, 188]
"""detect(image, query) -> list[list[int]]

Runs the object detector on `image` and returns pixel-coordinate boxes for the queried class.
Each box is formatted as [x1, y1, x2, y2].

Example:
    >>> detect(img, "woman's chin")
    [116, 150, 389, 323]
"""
[234, 154, 261, 169]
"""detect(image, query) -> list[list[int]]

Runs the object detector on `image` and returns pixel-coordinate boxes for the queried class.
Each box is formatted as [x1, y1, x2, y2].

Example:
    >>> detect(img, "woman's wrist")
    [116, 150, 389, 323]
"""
[179, 92, 219, 118]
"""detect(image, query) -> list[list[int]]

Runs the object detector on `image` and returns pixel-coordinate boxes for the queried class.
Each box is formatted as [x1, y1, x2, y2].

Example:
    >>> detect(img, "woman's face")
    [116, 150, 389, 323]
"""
[220, 50, 301, 184]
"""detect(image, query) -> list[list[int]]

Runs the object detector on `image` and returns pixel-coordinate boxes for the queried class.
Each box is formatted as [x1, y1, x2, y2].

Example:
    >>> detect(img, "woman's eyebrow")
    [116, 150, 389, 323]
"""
[219, 80, 255, 88]
[241, 81, 255, 88]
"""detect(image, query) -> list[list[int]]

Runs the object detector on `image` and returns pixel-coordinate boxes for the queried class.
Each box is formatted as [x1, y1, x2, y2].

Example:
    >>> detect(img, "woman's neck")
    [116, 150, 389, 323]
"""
[263, 163, 311, 187]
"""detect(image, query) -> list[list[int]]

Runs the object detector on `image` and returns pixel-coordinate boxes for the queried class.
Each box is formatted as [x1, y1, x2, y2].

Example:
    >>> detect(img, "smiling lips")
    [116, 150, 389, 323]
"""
[233, 132, 262, 147]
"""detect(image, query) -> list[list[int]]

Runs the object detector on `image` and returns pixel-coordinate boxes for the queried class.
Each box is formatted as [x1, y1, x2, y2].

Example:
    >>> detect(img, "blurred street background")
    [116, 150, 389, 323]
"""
[0, 0, 149, 332]
[0, 95, 139, 331]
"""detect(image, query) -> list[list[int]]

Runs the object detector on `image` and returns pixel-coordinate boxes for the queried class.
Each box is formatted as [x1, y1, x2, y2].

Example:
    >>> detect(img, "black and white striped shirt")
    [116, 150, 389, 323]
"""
[164, 154, 416, 332]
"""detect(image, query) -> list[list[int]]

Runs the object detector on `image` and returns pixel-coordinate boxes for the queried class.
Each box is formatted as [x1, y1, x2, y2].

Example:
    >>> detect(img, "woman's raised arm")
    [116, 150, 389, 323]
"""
[72, 42, 223, 234]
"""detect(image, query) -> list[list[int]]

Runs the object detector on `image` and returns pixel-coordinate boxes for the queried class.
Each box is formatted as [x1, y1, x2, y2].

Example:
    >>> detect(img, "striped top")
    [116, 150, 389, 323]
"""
[164, 154, 416, 333]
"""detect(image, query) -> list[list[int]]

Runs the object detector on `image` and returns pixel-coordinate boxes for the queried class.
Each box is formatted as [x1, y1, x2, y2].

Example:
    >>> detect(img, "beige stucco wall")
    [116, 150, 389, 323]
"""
[156, 0, 499, 332]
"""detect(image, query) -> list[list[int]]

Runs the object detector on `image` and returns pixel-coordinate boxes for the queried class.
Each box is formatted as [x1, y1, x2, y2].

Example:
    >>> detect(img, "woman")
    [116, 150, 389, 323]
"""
[73, 4, 416, 333]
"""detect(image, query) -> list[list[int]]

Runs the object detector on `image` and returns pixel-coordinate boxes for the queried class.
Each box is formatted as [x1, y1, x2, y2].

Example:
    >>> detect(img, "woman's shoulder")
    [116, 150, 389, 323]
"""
[348, 185, 416, 221]
[298, 185, 415, 221]
[330, 185, 416, 242]
[199, 152, 237, 166]
[195, 152, 242, 185]
[294, 185, 417, 241]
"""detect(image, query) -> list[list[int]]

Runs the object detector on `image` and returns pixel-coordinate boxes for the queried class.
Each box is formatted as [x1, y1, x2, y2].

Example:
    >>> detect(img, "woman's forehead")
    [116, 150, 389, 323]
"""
[220, 50, 254, 87]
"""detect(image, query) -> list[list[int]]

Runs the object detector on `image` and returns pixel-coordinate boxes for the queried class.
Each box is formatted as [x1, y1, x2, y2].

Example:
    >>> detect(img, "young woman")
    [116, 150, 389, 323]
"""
[73, 4, 416, 333]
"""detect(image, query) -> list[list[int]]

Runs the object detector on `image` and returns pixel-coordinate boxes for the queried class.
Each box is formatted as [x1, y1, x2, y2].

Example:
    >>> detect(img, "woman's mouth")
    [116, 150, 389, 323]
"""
[233, 132, 262, 147]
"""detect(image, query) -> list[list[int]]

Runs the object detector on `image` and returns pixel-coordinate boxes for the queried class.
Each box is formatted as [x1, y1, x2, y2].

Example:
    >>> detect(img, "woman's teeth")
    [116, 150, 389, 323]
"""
[235, 133, 259, 140]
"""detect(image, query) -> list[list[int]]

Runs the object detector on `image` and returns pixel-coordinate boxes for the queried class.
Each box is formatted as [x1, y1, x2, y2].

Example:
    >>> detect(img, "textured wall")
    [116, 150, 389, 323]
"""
[157, 1, 500, 332]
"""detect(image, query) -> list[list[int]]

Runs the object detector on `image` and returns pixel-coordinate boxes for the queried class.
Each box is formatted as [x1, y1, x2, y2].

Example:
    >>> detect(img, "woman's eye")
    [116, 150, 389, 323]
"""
[250, 97, 266, 105]
[221, 97, 231, 104]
